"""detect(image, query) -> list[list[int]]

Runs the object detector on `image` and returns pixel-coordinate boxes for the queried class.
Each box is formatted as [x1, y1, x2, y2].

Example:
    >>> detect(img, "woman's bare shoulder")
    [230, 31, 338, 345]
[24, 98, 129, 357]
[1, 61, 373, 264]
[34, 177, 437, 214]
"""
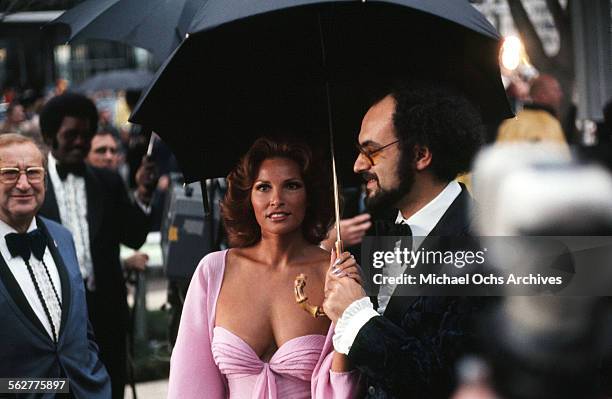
[225, 246, 255, 264]
[224, 247, 267, 277]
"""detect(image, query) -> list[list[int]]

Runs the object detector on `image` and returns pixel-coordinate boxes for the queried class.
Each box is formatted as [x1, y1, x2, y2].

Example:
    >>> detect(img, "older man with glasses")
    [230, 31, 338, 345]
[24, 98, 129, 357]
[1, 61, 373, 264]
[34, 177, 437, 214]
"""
[0, 133, 110, 398]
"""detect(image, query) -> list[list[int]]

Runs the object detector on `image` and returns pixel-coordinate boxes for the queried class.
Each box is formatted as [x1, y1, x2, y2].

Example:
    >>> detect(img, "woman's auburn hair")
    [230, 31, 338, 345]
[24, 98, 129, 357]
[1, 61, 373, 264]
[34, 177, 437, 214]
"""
[221, 137, 333, 248]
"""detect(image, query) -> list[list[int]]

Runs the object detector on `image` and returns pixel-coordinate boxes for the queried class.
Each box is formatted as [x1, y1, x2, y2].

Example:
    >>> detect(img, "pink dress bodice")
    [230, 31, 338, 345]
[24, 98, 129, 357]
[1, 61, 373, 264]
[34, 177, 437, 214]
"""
[213, 327, 326, 398]
[168, 250, 360, 399]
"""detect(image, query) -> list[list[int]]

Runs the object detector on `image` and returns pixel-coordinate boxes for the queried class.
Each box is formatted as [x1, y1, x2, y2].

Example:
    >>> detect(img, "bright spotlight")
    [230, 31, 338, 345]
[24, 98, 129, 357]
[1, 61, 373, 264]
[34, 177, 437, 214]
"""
[501, 36, 523, 71]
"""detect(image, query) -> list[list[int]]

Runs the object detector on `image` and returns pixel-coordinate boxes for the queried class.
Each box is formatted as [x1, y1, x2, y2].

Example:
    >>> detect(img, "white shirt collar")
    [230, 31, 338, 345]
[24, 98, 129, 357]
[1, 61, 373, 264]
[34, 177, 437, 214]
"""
[0, 217, 37, 238]
[395, 180, 462, 237]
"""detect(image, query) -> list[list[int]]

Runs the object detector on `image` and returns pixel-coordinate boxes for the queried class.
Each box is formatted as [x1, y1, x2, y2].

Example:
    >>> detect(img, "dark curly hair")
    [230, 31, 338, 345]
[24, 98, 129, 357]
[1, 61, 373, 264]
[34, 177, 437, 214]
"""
[222, 137, 333, 248]
[39, 92, 98, 146]
[386, 82, 484, 182]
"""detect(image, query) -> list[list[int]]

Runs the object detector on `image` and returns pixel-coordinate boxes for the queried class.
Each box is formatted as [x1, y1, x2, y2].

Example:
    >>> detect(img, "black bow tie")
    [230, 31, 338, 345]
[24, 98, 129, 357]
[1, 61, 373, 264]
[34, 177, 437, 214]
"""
[5, 229, 47, 262]
[396, 221, 413, 251]
[372, 220, 413, 236]
[56, 162, 86, 180]
[395, 221, 412, 237]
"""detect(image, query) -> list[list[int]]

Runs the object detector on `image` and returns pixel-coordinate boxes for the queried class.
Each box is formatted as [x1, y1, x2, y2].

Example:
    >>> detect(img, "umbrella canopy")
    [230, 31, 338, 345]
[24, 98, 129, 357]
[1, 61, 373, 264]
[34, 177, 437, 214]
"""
[131, 0, 513, 183]
[75, 69, 154, 92]
[46, 0, 205, 63]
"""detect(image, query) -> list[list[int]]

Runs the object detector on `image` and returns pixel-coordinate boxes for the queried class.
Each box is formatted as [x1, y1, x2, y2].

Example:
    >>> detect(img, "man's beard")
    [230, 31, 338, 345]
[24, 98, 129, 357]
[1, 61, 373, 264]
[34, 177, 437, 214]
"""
[363, 166, 415, 214]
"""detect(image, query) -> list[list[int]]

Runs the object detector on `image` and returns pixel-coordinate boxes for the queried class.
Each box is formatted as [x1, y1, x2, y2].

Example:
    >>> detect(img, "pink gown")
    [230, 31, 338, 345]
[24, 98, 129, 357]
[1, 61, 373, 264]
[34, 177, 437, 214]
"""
[168, 250, 360, 399]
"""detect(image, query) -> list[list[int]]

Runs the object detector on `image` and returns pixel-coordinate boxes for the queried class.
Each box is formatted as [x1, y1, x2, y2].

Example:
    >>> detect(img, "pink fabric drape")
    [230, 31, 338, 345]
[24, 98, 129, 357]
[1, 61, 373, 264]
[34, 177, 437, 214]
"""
[168, 250, 360, 399]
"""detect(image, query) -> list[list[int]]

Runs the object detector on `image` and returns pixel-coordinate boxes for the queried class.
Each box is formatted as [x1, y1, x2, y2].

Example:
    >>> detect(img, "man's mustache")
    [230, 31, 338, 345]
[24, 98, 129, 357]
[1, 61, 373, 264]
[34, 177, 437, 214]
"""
[361, 172, 377, 182]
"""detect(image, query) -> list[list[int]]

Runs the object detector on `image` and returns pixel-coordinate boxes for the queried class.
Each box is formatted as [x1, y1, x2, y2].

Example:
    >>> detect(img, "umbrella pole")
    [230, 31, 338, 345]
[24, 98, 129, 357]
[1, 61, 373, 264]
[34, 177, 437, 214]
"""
[330, 131, 343, 255]
[324, 78, 343, 255]
[199, 179, 214, 250]
[318, 11, 343, 255]
[294, 84, 343, 319]
[294, 12, 342, 319]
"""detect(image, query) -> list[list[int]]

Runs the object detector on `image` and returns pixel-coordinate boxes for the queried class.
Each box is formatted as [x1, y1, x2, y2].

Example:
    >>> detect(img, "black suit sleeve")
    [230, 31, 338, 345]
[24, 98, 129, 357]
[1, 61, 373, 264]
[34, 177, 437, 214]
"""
[101, 169, 151, 249]
[118, 182, 150, 249]
[347, 296, 483, 398]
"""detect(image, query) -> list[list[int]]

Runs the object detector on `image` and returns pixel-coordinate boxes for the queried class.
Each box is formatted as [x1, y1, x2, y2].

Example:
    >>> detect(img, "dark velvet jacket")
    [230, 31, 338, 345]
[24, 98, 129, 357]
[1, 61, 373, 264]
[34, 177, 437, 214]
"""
[348, 185, 487, 399]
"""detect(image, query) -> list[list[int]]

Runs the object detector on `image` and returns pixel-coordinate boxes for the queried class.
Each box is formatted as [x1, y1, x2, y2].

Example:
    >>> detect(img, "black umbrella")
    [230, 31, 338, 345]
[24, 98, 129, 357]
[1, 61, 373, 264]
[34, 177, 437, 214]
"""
[46, 0, 205, 63]
[131, 0, 512, 185]
[75, 69, 154, 92]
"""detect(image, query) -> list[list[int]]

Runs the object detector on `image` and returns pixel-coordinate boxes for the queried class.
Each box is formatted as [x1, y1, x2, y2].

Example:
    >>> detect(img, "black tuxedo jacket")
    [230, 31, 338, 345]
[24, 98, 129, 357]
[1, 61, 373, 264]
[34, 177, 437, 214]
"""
[349, 185, 488, 399]
[39, 165, 150, 333]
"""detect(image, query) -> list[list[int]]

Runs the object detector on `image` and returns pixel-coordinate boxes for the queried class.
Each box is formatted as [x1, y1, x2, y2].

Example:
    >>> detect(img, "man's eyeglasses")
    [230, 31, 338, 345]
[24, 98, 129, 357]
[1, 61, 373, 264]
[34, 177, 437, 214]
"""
[0, 167, 45, 184]
[355, 140, 399, 166]
[93, 146, 118, 155]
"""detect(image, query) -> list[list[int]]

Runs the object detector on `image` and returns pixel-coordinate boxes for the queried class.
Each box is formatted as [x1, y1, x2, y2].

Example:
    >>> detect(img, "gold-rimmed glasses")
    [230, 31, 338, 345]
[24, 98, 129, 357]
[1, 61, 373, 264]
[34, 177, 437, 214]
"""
[355, 140, 399, 166]
[0, 167, 45, 184]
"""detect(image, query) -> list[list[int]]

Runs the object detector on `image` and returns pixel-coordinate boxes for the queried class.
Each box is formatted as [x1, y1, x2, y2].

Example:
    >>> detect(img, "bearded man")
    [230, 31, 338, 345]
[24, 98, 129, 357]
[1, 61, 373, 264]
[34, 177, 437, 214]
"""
[324, 82, 486, 399]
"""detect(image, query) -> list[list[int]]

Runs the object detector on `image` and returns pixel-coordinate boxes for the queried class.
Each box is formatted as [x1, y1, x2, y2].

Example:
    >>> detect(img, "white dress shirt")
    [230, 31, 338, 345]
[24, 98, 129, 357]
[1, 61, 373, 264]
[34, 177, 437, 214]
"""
[333, 181, 462, 354]
[0, 218, 62, 340]
[48, 154, 94, 290]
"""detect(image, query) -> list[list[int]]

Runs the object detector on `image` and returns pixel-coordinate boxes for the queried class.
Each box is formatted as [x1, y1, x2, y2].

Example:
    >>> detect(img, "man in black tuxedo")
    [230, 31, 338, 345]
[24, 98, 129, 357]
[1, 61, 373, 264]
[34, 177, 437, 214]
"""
[37, 93, 155, 399]
[323, 83, 486, 398]
[0, 134, 111, 398]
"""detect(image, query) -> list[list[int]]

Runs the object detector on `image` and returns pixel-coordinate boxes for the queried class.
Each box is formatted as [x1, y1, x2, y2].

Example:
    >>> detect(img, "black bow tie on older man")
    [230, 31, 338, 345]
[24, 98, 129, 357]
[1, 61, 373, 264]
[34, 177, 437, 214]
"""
[5, 229, 47, 262]
[56, 162, 86, 180]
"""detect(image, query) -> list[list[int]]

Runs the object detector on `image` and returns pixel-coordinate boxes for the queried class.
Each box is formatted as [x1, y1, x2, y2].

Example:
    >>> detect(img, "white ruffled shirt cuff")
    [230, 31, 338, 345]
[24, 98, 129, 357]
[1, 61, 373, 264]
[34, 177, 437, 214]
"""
[332, 297, 379, 355]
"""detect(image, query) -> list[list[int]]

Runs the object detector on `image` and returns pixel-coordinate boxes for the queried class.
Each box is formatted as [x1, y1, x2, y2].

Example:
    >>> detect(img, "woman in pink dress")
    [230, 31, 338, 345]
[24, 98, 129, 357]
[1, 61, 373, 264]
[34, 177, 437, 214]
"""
[169, 138, 361, 398]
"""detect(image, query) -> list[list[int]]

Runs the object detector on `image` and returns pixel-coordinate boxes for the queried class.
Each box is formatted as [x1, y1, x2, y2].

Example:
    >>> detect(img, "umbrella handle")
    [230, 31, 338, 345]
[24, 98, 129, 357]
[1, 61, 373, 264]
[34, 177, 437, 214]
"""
[294, 273, 326, 318]
[293, 240, 343, 319]
[335, 240, 344, 256]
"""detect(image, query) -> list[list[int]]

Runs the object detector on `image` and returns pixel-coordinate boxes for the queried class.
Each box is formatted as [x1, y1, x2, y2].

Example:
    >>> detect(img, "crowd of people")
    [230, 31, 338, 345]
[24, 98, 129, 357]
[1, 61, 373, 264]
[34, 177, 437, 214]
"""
[0, 72, 611, 399]
[0, 87, 174, 399]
